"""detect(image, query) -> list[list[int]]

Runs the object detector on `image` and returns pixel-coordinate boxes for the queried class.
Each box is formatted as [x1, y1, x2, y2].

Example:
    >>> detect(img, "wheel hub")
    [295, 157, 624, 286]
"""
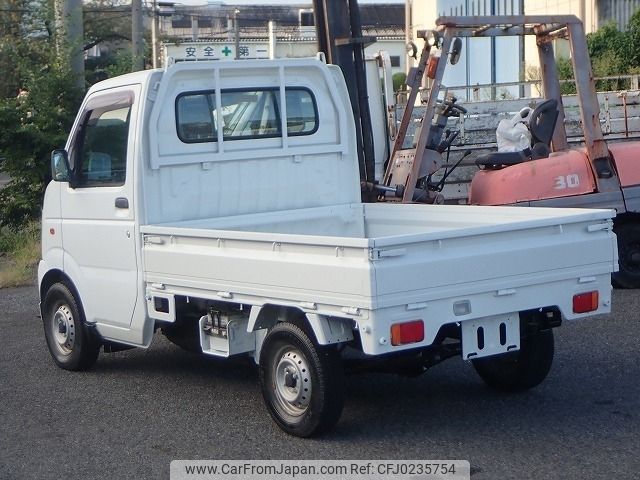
[274, 349, 312, 414]
[52, 305, 76, 355]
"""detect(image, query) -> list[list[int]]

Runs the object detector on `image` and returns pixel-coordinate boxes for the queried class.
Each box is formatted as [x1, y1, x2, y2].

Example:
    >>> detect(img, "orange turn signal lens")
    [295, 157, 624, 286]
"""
[573, 291, 599, 313]
[390, 320, 424, 346]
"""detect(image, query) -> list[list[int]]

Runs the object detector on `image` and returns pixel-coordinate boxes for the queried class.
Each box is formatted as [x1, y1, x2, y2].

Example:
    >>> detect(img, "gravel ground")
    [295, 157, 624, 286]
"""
[0, 286, 638, 480]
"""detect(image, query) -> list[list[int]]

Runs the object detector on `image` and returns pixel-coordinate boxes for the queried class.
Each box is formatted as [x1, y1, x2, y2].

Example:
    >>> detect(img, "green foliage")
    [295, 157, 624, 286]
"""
[0, 0, 83, 230]
[555, 57, 577, 95]
[0, 222, 40, 287]
[83, 0, 135, 82]
[392, 72, 407, 92]
[576, 10, 640, 92]
[105, 49, 134, 77]
[587, 22, 630, 66]
[549, 11, 640, 96]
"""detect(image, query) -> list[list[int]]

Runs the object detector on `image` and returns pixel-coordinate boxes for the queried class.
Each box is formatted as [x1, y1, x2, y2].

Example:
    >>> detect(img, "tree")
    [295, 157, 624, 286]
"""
[0, 0, 139, 229]
[0, 0, 83, 229]
[552, 12, 640, 93]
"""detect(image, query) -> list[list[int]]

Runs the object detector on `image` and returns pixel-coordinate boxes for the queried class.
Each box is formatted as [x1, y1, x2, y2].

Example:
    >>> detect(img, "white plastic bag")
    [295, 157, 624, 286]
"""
[496, 107, 532, 152]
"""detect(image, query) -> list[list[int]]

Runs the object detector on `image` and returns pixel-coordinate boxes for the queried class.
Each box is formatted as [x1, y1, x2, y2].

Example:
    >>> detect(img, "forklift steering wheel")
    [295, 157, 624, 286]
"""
[446, 102, 467, 116]
[438, 100, 467, 117]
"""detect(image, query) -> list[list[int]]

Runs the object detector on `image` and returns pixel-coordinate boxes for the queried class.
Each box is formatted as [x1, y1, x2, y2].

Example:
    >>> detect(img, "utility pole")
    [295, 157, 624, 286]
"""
[151, 0, 159, 68]
[55, 0, 85, 90]
[131, 0, 144, 71]
[234, 8, 240, 59]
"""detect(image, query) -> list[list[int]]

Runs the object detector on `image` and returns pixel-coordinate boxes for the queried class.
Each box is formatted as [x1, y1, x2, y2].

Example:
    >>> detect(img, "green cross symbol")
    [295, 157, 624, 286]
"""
[222, 47, 232, 57]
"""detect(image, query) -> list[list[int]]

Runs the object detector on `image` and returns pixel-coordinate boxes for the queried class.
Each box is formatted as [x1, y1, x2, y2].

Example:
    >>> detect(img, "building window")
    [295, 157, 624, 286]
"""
[299, 9, 314, 27]
[390, 55, 401, 67]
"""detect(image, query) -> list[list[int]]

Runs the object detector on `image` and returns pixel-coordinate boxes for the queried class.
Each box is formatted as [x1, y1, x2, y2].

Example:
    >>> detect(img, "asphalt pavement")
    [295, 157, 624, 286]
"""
[1, 286, 638, 480]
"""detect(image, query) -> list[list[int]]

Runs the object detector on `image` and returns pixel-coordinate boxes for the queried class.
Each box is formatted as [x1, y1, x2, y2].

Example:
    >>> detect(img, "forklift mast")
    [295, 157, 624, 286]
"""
[312, 0, 376, 194]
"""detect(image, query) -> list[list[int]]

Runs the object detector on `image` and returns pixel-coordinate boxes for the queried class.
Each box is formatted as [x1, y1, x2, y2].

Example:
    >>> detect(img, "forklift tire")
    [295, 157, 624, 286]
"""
[42, 282, 100, 371]
[472, 329, 554, 392]
[259, 322, 344, 437]
[612, 222, 640, 289]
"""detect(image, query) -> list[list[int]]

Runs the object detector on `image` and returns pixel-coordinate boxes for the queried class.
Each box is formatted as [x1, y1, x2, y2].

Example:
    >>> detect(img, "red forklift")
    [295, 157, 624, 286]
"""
[383, 16, 640, 287]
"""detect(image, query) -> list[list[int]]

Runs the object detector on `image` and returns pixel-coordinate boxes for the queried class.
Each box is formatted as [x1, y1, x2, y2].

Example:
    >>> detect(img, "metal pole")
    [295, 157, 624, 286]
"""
[234, 9, 240, 59]
[191, 15, 198, 41]
[405, 0, 411, 74]
[348, 0, 375, 184]
[151, 0, 159, 68]
[268, 20, 276, 59]
[465, 0, 470, 100]
[131, 0, 144, 71]
[519, 0, 525, 97]
[490, 0, 496, 100]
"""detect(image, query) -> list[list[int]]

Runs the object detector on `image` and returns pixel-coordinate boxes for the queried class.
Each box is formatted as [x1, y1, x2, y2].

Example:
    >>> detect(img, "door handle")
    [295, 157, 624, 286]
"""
[115, 197, 129, 209]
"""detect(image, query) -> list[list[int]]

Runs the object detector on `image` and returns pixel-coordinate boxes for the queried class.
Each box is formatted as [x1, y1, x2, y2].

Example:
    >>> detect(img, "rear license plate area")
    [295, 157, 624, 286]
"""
[461, 313, 520, 360]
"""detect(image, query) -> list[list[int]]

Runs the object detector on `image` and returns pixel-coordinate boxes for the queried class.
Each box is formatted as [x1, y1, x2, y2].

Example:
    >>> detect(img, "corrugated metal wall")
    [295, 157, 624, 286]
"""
[437, 0, 523, 16]
[598, 0, 640, 29]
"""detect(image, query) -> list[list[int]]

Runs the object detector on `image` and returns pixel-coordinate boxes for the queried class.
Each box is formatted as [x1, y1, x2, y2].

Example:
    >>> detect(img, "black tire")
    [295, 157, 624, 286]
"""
[42, 283, 100, 371]
[612, 222, 640, 289]
[162, 313, 202, 353]
[259, 322, 344, 437]
[472, 329, 554, 392]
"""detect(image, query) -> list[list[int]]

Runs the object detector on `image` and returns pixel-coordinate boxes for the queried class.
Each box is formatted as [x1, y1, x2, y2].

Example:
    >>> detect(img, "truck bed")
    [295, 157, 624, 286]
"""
[141, 203, 617, 354]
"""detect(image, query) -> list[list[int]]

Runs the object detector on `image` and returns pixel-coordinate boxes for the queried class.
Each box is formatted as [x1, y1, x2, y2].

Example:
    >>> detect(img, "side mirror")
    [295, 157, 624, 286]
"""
[51, 150, 71, 183]
[450, 38, 463, 65]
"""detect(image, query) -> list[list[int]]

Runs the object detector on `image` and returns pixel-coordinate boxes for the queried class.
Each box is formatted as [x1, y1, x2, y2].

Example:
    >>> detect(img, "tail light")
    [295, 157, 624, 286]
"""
[573, 291, 599, 313]
[391, 320, 424, 346]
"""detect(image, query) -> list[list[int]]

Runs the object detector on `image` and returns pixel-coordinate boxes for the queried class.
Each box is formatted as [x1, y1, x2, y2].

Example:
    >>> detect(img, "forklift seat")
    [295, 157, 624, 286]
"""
[475, 99, 559, 169]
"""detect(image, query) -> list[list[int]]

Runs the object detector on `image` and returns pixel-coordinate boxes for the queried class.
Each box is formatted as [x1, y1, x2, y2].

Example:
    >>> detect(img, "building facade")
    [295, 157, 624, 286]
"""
[162, 3, 406, 73]
[411, 0, 524, 99]
[410, 0, 640, 98]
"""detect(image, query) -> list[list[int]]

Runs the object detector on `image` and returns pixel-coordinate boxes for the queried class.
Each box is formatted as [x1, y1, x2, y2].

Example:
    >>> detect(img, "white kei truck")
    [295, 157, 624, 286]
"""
[40, 58, 618, 437]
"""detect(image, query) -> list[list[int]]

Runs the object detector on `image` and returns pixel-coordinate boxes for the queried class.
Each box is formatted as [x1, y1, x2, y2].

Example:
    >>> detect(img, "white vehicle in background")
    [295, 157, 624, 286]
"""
[40, 58, 617, 437]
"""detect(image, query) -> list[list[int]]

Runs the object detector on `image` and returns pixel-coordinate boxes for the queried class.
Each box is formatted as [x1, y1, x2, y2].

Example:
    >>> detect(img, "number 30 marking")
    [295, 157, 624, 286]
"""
[554, 174, 580, 190]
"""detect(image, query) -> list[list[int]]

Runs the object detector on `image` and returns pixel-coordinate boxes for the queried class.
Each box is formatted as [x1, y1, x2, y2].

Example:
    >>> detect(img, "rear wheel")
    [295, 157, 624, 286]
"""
[259, 322, 344, 437]
[42, 283, 100, 371]
[472, 329, 554, 392]
[613, 222, 640, 288]
[162, 312, 202, 353]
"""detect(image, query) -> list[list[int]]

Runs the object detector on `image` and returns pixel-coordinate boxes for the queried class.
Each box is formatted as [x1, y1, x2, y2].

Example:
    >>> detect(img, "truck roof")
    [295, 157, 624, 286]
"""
[88, 57, 330, 95]
[87, 68, 161, 94]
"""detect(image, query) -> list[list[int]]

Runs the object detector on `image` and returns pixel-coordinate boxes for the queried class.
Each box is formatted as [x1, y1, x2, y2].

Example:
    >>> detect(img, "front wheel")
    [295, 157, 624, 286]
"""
[259, 322, 344, 437]
[42, 283, 100, 371]
[472, 328, 554, 392]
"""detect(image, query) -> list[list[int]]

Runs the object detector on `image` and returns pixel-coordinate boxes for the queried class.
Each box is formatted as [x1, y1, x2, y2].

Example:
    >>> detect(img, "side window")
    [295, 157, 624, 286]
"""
[175, 87, 318, 143]
[176, 93, 216, 142]
[72, 102, 131, 187]
[284, 89, 317, 135]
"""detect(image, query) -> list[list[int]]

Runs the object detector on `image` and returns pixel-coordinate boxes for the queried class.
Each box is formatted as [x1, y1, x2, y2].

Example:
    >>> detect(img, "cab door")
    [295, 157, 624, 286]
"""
[60, 86, 140, 328]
